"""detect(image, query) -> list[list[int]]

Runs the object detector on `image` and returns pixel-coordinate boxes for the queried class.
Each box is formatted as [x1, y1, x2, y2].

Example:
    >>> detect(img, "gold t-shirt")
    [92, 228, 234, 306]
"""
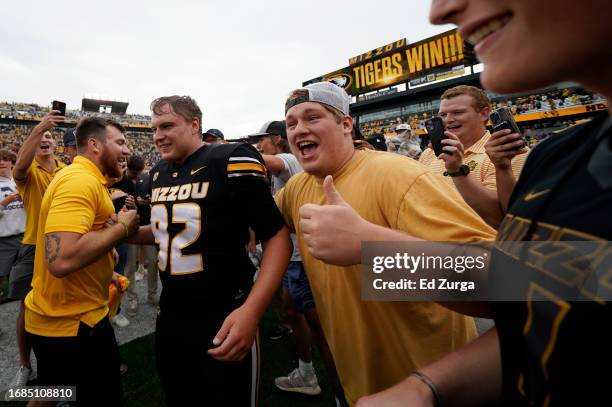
[25, 156, 115, 337]
[275, 150, 496, 405]
[15, 158, 66, 245]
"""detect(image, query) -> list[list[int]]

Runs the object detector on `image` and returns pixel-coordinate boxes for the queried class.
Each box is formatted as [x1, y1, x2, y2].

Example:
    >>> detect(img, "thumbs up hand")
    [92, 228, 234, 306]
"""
[298, 175, 365, 266]
[322, 174, 348, 206]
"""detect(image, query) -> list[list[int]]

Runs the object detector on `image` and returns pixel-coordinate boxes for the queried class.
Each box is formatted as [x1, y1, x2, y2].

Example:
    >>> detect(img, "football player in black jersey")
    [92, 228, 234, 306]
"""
[125, 95, 291, 406]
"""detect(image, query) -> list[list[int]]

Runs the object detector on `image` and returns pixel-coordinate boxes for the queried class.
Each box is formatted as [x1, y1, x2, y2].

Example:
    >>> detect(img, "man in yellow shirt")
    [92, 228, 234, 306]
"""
[419, 85, 528, 228]
[276, 82, 496, 405]
[24, 117, 138, 405]
[7, 111, 65, 390]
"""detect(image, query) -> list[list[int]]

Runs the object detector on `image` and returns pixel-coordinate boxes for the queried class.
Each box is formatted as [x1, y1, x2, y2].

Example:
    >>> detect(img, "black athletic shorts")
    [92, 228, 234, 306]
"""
[155, 308, 260, 407]
[30, 317, 123, 406]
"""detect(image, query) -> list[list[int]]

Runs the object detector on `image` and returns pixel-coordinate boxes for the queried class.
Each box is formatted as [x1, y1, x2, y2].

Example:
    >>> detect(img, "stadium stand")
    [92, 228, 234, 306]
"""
[0, 86, 606, 166]
[0, 103, 158, 167]
[357, 86, 606, 145]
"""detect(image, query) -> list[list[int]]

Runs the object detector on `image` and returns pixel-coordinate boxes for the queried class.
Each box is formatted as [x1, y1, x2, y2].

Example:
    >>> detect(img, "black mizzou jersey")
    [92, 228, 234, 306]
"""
[490, 114, 611, 406]
[149, 143, 285, 315]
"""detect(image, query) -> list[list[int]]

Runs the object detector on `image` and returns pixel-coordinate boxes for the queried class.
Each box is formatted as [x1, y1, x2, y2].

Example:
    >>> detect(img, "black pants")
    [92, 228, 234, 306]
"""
[30, 317, 124, 406]
[156, 310, 260, 406]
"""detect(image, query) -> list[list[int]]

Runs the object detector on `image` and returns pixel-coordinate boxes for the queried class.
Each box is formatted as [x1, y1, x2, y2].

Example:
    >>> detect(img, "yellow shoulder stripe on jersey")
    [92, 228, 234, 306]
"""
[227, 163, 266, 173]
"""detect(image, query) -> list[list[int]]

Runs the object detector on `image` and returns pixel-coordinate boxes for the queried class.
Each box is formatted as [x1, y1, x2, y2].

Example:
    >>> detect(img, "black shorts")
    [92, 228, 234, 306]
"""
[155, 310, 260, 406]
[30, 317, 123, 406]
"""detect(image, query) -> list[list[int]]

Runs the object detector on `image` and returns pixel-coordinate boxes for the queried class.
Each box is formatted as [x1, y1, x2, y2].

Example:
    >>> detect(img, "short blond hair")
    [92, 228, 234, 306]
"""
[441, 85, 491, 112]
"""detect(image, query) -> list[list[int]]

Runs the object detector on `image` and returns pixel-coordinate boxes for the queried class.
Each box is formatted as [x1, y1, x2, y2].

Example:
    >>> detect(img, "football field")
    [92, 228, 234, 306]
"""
[118, 307, 335, 407]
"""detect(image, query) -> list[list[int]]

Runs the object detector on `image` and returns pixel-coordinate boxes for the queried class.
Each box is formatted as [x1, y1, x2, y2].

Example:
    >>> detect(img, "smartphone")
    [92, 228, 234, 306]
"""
[489, 107, 520, 134]
[51, 100, 66, 116]
[424, 117, 446, 156]
[489, 107, 524, 150]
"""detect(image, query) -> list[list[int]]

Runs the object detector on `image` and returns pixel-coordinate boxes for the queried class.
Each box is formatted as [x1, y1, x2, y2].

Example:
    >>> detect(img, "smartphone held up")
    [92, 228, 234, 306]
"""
[51, 100, 66, 118]
[424, 117, 447, 157]
[489, 107, 525, 150]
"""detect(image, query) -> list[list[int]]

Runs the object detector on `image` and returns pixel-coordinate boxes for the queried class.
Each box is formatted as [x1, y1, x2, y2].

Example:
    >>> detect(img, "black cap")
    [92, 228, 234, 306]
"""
[203, 128, 224, 140]
[248, 121, 286, 143]
[63, 128, 77, 147]
[364, 134, 387, 151]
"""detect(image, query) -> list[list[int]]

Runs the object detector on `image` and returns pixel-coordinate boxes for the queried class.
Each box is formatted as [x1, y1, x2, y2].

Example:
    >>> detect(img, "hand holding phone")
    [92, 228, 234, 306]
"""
[489, 107, 520, 133]
[489, 107, 525, 151]
[424, 117, 447, 156]
[51, 100, 67, 117]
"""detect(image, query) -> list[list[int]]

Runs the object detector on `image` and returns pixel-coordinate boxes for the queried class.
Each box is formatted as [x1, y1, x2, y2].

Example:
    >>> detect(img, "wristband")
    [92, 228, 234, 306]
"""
[118, 220, 130, 238]
[410, 371, 443, 407]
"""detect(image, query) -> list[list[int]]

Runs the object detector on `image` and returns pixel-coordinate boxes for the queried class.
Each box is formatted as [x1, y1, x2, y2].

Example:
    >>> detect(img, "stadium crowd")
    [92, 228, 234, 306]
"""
[359, 86, 606, 137]
[2, 85, 605, 168]
[0, 0, 611, 406]
[0, 102, 152, 127]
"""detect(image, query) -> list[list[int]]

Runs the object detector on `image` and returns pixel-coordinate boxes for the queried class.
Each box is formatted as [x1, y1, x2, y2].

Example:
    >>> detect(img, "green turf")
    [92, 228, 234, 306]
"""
[121, 306, 336, 406]
[0, 306, 336, 406]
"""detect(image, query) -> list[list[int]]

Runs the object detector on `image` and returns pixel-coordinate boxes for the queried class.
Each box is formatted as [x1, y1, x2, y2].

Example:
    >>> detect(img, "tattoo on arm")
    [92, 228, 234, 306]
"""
[44, 233, 61, 265]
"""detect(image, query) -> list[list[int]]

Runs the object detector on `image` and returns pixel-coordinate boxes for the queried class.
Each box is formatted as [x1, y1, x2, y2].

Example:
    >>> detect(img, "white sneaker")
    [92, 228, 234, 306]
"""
[112, 314, 130, 328]
[274, 368, 321, 395]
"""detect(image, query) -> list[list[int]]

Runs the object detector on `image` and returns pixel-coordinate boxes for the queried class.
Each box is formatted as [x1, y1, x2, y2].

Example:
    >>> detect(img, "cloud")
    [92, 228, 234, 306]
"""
[0, 0, 452, 137]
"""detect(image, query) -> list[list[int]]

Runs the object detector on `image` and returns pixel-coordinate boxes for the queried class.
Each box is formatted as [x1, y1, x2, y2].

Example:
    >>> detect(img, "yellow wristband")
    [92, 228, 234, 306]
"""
[118, 220, 130, 238]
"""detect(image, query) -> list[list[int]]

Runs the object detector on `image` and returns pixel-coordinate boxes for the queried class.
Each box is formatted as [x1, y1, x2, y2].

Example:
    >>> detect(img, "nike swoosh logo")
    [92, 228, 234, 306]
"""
[524, 189, 550, 201]
[190, 166, 206, 175]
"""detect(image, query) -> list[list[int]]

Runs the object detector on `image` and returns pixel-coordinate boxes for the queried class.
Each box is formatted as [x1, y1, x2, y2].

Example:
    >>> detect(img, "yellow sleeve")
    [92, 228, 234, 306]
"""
[511, 150, 529, 178]
[418, 148, 434, 165]
[480, 156, 498, 190]
[392, 172, 496, 242]
[273, 185, 295, 233]
[14, 162, 34, 190]
[44, 175, 99, 235]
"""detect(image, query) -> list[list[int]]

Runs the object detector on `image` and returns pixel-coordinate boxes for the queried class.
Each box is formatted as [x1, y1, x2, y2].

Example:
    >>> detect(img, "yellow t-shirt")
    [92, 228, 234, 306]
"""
[15, 158, 66, 245]
[419, 131, 528, 190]
[275, 150, 496, 405]
[25, 156, 115, 337]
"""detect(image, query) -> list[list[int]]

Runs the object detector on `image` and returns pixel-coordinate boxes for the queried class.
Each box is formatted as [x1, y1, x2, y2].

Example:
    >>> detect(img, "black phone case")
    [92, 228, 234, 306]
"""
[425, 117, 446, 156]
[52, 100, 66, 116]
[490, 107, 520, 134]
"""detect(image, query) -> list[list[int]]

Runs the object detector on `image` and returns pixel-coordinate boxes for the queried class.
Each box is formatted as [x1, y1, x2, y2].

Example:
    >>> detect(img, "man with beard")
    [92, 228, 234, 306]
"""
[22, 117, 138, 406]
